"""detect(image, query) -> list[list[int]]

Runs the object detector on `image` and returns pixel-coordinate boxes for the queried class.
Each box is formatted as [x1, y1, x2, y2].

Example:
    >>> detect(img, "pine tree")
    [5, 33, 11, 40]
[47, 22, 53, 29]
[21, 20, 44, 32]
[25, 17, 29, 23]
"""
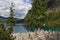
[0, 19, 15, 40]
[0, 2, 16, 40]
[7, 2, 15, 34]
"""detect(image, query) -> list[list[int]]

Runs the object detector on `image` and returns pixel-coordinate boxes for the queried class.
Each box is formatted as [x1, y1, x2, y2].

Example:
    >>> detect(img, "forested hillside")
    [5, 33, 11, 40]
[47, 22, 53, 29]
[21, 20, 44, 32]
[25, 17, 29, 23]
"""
[25, 0, 60, 27]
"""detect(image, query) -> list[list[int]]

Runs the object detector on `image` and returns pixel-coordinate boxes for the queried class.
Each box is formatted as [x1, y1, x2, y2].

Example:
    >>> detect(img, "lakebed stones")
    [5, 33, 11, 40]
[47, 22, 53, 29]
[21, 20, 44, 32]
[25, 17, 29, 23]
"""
[13, 30, 60, 40]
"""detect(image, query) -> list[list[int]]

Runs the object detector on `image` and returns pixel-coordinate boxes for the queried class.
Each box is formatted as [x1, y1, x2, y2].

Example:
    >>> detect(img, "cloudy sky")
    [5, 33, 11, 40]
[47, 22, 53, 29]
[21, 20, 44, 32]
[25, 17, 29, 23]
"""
[0, 0, 32, 19]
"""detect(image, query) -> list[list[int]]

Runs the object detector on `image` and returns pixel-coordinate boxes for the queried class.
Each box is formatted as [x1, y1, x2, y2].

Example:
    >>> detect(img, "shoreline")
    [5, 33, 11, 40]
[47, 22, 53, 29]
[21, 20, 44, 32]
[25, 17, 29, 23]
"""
[13, 29, 60, 40]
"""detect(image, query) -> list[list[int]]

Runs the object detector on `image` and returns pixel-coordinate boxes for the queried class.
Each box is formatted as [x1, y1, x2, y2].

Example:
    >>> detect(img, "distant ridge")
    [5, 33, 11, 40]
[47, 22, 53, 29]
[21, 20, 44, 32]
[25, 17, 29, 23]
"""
[0, 16, 7, 19]
[0, 16, 19, 23]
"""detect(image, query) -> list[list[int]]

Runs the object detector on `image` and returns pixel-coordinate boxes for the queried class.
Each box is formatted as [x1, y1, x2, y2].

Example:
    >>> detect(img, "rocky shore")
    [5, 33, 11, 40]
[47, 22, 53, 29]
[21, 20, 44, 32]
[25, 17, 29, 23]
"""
[13, 29, 60, 40]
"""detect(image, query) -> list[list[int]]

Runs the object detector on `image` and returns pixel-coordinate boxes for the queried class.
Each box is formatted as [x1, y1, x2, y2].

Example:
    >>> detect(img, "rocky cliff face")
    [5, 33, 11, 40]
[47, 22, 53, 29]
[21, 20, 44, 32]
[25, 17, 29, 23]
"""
[47, 0, 60, 13]
[47, 0, 60, 8]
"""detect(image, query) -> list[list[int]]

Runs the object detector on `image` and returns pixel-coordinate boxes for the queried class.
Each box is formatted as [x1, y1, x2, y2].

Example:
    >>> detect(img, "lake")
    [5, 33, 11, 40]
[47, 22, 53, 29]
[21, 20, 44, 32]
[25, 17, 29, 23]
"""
[13, 24, 27, 33]
[12, 24, 60, 33]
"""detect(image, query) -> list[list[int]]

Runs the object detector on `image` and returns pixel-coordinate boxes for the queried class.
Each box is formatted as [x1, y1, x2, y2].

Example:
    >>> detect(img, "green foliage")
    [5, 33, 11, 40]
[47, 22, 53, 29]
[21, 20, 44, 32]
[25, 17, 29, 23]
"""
[25, 0, 60, 27]
[7, 3, 16, 33]
[0, 2, 15, 40]
[25, 0, 48, 26]
[44, 11, 60, 26]
[0, 20, 15, 40]
[7, 3, 15, 26]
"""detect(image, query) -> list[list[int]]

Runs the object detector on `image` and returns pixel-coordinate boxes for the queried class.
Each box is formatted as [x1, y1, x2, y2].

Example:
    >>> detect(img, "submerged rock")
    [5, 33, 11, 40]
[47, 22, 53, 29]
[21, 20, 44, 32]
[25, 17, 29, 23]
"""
[13, 30, 60, 40]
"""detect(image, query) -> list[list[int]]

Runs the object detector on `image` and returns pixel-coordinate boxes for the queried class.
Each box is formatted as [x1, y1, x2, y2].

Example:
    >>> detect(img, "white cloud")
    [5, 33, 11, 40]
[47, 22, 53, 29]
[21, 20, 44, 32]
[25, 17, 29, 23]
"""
[0, 0, 32, 19]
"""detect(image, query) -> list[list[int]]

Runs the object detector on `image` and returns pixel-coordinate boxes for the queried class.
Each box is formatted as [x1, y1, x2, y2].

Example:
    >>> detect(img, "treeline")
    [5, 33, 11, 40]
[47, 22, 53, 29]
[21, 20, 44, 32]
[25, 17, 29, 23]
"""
[25, 0, 60, 27]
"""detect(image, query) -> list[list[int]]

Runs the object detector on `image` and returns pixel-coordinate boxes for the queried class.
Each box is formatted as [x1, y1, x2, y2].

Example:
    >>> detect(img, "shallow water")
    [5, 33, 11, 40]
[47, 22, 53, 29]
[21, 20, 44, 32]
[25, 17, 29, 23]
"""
[12, 24, 60, 33]
[13, 25, 27, 33]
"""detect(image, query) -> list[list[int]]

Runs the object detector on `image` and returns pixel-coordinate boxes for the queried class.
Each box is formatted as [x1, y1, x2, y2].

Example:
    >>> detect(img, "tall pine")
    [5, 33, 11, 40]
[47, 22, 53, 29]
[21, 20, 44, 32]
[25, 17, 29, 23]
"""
[7, 2, 15, 34]
[0, 2, 15, 40]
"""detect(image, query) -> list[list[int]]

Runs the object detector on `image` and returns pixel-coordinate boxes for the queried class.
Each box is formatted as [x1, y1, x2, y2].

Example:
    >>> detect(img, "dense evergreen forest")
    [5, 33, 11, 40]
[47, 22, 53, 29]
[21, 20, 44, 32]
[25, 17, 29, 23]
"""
[25, 0, 60, 27]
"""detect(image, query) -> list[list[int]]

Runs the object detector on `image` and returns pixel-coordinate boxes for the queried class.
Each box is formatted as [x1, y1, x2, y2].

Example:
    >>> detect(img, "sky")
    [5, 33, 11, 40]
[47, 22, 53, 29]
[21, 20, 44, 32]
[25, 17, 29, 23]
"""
[0, 0, 32, 19]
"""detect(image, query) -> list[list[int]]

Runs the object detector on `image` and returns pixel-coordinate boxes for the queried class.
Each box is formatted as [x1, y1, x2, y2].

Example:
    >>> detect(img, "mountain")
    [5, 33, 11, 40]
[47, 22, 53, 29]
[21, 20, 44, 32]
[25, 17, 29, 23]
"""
[0, 16, 7, 22]
[0, 16, 20, 23]
[0, 16, 7, 19]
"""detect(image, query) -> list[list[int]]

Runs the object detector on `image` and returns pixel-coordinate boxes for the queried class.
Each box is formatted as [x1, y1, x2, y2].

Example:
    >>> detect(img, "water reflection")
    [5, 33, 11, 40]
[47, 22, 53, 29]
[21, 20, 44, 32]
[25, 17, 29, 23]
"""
[13, 24, 27, 33]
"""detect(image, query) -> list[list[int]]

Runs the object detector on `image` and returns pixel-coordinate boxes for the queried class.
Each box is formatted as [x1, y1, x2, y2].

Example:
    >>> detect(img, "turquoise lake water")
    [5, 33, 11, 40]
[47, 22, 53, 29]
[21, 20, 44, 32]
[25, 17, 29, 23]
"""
[13, 24, 27, 33]
[13, 24, 60, 33]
